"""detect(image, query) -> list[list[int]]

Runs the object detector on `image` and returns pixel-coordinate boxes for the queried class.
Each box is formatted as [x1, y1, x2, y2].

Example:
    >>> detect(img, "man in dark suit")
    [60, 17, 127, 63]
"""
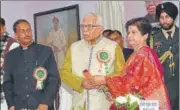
[3, 19, 60, 110]
[151, 2, 179, 110]
[107, 30, 133, 61]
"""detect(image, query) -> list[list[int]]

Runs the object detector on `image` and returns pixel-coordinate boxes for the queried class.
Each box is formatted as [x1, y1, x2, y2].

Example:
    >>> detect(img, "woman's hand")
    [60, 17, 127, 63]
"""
[92, 75, 106, 85]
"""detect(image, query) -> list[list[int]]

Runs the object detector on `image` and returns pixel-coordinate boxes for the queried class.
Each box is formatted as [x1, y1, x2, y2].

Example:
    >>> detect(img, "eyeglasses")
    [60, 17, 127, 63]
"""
[80, 24, 101, 30]
[145, 0, 162, 3]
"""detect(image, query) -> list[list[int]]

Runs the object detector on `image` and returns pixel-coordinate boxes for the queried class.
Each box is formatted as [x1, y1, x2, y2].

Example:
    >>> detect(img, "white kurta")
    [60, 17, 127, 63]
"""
[70, 37, 117, 110]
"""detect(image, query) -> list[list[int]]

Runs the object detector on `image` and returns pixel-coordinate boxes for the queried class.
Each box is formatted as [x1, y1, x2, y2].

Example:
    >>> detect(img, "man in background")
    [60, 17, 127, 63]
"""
[144, 0, 163, 23]
[0, 17, 19, 110]
[152, 2, 179, 110]
[108, 30, 133, 61]
[102, 29, 112, 37]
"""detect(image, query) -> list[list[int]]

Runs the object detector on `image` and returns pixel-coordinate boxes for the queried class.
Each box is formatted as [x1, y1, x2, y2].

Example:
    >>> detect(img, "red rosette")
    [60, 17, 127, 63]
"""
[119, 106, 127, 110]
[109, 104, 118, 110]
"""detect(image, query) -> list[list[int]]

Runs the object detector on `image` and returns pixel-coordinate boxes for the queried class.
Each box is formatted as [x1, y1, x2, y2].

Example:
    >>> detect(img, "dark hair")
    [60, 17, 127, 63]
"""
[113, 30, 122, 37]
[103, 29, 112, 36]
[13, 19, 30, 33]
[0, 17, 5, 26]
[103, 29, 112, 33]
[125, 17, 152, 37]
[107, 30, 122, 39]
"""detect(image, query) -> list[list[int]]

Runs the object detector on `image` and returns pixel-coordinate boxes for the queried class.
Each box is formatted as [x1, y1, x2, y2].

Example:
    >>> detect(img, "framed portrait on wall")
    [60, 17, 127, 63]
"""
[34, 4, 80, 69]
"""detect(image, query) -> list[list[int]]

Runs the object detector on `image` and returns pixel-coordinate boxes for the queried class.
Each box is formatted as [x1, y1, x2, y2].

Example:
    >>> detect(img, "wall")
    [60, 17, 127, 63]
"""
[1, 1, 27, 37]
[1, 1, 98, 37]
[2, 1, 179, 37]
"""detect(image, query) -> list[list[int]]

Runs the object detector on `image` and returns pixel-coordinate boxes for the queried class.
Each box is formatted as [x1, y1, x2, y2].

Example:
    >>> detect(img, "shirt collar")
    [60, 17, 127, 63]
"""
[162, 25, 175, 39]
[20, 41, 35, 50]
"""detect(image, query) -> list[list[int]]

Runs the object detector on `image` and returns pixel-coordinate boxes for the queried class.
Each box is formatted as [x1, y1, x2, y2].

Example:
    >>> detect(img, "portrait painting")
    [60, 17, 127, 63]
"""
[34, 4, 80, 69]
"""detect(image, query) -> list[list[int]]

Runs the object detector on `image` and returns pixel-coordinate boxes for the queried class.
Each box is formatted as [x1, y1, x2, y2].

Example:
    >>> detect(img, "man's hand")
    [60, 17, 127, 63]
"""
[37, 104, 48, 110]
[9, 106, 15, 110]
[81, 78, 97, 89]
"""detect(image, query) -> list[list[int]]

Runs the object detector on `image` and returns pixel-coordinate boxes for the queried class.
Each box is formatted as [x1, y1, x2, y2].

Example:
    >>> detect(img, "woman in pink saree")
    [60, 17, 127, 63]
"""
[93, 18, 171, 110]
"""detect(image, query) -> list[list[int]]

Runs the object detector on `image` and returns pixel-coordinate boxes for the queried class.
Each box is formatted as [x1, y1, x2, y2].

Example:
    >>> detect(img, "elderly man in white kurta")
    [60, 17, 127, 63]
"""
[60, 13, 125, 110]
[47, 16, 71, 110]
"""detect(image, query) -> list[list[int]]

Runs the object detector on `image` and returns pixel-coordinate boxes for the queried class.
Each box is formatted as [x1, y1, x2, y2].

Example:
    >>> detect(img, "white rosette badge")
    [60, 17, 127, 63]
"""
[97, 50, 111, 74]
[33, 67, 47, 90]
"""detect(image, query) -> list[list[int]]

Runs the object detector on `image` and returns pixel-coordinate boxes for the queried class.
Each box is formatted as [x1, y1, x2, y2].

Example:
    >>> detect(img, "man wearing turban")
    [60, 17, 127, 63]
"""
[150, 2, 179, 110]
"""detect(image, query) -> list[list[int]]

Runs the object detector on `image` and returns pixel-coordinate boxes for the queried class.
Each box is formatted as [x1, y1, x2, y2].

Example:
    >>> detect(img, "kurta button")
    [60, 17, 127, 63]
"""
[25, 77, 28, 80]
[26, 94, 29, 97]
[24, 60, 28, 64]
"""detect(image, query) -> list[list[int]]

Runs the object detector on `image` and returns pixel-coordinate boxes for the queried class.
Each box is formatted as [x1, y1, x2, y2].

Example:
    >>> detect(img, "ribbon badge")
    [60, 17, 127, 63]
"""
[0, 58, 4, 68]
[97, 50, 111, 74]
[33, 67, 47, 90]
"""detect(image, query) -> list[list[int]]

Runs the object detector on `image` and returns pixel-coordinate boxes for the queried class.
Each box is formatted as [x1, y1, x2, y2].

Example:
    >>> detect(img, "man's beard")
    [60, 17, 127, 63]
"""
[160, 22, 174, 30]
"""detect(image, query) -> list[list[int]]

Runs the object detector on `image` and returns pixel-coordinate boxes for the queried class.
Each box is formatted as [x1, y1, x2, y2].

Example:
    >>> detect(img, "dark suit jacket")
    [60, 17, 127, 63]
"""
[3, 43, 60, 110]
[122, 48, 133, 61]
[152, 26, 179, 110]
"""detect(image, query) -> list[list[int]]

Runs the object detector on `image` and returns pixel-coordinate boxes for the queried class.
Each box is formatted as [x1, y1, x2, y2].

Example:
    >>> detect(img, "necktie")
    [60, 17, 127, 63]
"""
[167, 31, 172, 49]
[167, 31, 175, 76]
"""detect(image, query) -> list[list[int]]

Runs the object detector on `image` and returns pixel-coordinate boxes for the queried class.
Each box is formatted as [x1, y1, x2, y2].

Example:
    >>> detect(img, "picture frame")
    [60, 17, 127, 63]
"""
[34, 4, 80, 69]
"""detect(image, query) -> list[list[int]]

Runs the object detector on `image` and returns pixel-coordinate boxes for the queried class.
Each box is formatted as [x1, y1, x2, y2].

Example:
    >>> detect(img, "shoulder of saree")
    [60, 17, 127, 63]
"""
[142, 46, 163, 77]
[124, 46, 148, 75]
[142, 47, 171, 110]
[139, 46, 164, 97]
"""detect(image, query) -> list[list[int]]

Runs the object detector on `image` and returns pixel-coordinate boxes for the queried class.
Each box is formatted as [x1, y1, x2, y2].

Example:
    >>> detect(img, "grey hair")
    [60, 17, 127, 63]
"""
[85, 13, 103, 26]
[95, 14, 103, 26]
